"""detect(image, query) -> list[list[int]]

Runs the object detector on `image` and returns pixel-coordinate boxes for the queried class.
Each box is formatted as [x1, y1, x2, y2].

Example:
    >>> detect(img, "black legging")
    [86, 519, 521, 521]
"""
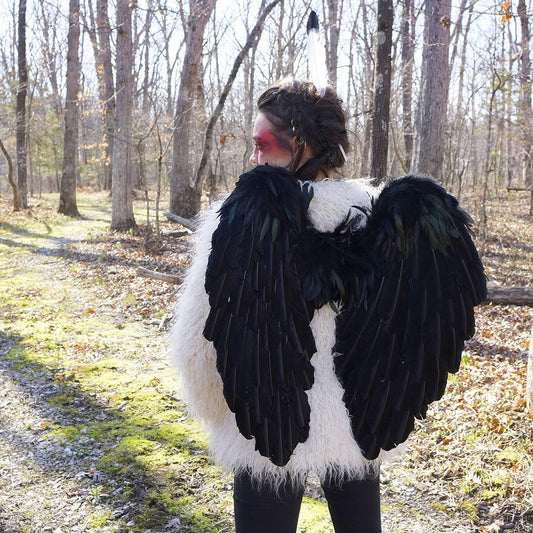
[233, 471, 382, 533]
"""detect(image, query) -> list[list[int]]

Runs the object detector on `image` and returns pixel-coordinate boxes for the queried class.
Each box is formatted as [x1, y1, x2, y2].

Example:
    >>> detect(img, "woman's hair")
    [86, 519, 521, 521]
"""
[256, 80, 349, 181]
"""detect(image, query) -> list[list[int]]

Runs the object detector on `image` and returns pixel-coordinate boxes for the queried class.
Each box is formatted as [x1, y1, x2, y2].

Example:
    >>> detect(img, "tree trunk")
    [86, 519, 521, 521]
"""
[111, 0, 136, 231]
[517, 0, 533, 197]
[169, 0, 216, 218]
[400, 0, 414, 172]
[16, 0, 28, 209]
[326, 0, 340, 89]
[486, 285, 533, 306]
[85, 0, 115, 191]
[98, 0, 115, 191]
[370, 0, 394, 183]
[141, 0, 154, 114]
[357, 0, 373, 178]
[0, 137, 19, 211]
[526, 320, 533, 413]
[412, 0, 452, 182]
[59, 0, 81, 217]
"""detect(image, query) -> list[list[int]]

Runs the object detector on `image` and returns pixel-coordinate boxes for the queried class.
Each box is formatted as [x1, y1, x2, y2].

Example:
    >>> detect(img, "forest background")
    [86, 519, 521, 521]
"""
[0, 0, 532, 225]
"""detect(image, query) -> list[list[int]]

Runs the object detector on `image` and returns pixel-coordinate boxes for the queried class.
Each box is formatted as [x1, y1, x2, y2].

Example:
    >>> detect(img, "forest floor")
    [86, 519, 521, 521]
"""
[0, 187, 531, 533]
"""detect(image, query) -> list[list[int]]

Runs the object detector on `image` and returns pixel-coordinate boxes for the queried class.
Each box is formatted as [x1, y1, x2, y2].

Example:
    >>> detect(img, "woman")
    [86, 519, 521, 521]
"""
[171, 80, 486, 532]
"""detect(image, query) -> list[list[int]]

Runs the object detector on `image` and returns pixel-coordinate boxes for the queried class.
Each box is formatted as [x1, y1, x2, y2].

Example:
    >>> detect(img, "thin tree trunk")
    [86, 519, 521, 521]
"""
[517, 0, 533, 196]
[85, 0, 114, 190]
[16, 0, 28, 209]
[370, 0, 393, 183]
[0, 137, 19, 211]
[358, 0, 373, 178]
[36, 2, 63, 120]
[412, 0, 452, 182]
[97, 0, 115, 191]
[400, 0, 414, 172]
[141, 0, 154, 114]
[326, 0, 341, 89]
[59, 0, 81, 216]
[111, 0, 136, 231]
[526, 320, 533, 413]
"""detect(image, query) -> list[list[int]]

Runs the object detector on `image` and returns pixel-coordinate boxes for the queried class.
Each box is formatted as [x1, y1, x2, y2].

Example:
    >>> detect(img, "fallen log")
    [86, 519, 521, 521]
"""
[136, 268, 532, 306]
[485, 284, 533, 306]
[165, 212, 197, 231]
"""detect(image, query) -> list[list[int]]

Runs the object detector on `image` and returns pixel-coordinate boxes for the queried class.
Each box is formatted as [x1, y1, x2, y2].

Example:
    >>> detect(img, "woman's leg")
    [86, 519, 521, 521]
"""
[321, 471, 382, 533]
[233, 471, 304, 533]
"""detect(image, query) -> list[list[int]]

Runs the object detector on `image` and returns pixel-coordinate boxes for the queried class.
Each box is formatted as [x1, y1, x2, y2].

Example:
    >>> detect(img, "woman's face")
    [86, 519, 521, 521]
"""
[249, 112, 294, 168]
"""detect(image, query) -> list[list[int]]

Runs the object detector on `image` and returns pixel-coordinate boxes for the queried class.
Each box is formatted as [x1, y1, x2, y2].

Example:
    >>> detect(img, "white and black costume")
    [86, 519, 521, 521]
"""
[171, 165, 486, 488]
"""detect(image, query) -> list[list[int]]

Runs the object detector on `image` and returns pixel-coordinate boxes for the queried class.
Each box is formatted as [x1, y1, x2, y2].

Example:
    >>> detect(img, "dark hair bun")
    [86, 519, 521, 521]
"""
[257, 80, 349, 181]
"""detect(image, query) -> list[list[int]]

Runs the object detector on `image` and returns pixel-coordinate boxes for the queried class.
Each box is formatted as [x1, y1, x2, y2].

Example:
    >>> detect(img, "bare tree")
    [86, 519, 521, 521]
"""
[400, 0, 414, 172]
[97, 0, 115, 191]
[193, 0, 282, 205]
[85, 0, 115, 190]
[169, 0, 216, 218]
[16, 0, 28, 209]
[526, 320, 533, 414]
[111, 0, 136, 231]
[370, 0, 393, 183]
[153, 0, 184, 117]
[35, 1, 63, 120]
[59, 0, 81, 216]
[352, 0, 374, 178]
[517, 0, 532, 211]
[0, 137, 19, 211]
[412, 0, 452, 182]
[325, 0, 342, 89]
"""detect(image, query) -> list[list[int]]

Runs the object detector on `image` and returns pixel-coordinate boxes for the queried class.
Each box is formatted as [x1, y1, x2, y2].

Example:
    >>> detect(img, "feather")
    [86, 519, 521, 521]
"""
[306, 11, 328, 97]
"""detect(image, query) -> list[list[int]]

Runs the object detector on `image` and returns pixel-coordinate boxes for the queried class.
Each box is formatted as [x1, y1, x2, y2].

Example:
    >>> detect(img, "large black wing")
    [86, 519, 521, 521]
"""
[334, 175, 487, 460]
[203, 165, 316, 467]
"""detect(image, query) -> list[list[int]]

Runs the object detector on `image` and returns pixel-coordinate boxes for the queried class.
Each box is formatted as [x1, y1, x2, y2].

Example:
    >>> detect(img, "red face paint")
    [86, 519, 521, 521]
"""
[250, 113, 294, 168]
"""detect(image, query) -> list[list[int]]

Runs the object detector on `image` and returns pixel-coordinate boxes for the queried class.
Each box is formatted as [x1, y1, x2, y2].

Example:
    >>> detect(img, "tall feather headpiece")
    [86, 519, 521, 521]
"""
[306, 10, 328, 97]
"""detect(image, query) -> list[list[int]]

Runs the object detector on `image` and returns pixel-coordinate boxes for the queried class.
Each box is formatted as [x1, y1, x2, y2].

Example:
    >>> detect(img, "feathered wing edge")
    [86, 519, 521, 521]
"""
[334, 175, 487, 460]
[203, 165, 319, 467]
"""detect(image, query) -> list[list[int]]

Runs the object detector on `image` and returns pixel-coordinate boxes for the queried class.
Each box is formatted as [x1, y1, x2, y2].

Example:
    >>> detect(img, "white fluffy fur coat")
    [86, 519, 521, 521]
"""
[171, 177, 399, 487]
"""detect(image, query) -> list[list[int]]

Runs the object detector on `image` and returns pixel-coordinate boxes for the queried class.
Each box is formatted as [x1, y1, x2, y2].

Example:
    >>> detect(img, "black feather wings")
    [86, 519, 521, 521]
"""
[203, 165, 316, 466]
[334, 176, 487, 459]
[203, 169, 487, 466]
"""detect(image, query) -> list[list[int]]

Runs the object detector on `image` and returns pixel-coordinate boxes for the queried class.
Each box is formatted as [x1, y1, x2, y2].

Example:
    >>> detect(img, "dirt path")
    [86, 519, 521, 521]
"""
[0, 194, 531, 532]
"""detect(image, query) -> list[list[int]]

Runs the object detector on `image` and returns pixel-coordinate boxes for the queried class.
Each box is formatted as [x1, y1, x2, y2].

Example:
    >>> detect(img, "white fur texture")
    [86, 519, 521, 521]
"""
[170, 178, 400, 488]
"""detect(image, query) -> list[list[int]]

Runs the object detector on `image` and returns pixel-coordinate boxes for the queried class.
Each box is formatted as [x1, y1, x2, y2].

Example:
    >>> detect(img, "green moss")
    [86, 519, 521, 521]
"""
[149, 421, 207, 450]
[85, 511, 113, 528]
[134, 489, 180, 530]
[48, 425, 82, 441]
[117, 436, 158, 455]
[47, 394, 74, 407]
[297, 497, 332, 531]
[481, 490, 499, 500]
[495, 449, 520, 465]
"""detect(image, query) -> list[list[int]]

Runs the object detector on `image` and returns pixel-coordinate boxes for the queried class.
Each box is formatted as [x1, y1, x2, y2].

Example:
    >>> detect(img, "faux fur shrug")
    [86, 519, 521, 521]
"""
[170, 177, 400, 487]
